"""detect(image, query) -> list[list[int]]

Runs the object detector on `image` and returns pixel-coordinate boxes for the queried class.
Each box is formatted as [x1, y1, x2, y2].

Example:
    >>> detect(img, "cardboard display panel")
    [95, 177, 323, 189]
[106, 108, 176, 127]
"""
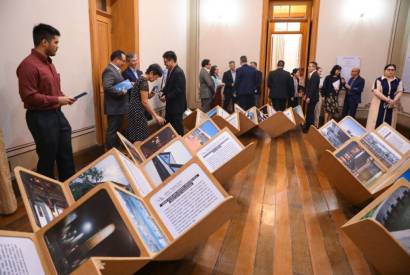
[237, 111, 258, 135]
[305, 126, 336, 153]
[145, 159, 237, 260]
[245, 107, 259, 125]
[183, 119, 221, 153]
[226, 112, 240, 130]
[283, 107, 296, 125]
[292, 105, 305, 124]
[182, 109, 198, 132]
[234, 104, 246, 114]
[195, 109, 209, 128]
[117, 132, 143, 165]
[338, 116, 367, 138]
[35, 184, 154, 275]
[360, 132, 403, 169]
[0, 230, 51, 275]
[14, 167, 73, 231]
[196, 129, 245, 174]
[137, 124, 179, 160]
[258, 111, 296, 138]
[211, 115, 240, 135]
[65, 148, 154, 201]
[375, 122, 410, 156]
[142, 137, 193, 187]
[342, 179, 410, 274]
[207, 106, 230, 120]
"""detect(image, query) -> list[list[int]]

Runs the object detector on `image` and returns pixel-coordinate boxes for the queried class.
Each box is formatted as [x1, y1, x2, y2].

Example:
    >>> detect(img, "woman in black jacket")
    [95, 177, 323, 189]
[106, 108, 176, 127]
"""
[322, 65, 343, 123]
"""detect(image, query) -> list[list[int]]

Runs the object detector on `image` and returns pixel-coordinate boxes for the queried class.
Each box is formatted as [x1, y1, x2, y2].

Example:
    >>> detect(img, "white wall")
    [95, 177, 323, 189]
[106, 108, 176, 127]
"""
[138, 0, 188, 72]
[199, 0, 263, 73]
[0, 0, 95, 151]
[315, 0, 397, 107]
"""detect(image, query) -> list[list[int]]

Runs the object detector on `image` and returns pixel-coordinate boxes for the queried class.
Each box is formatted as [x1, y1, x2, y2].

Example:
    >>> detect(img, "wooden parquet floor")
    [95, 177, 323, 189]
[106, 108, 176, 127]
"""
[0, 130, 377, 275]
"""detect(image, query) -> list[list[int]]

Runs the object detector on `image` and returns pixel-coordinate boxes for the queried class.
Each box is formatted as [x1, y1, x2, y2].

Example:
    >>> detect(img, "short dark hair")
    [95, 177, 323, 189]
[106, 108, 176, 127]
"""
[384, 63, 397, 70]
[240, 55, 247, 63]
[145, 63, 163, 77]
[309, 61, 318, 68]
[330, 65, 342, 76]
[201, 59, 210, 67]
[292, 68, 300, 75]
[33, 23, 60, 47]
[163, 51, 177, 62]
[277, 60, 285, 67]
[250, 61, 258, 67]
[110, 50, 126, 61]
[229, 60, 235, 65]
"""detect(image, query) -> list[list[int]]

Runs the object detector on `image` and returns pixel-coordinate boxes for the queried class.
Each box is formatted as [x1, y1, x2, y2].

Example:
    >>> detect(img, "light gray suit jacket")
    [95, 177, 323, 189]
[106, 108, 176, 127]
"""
[199, 67, 215, 99]
[102, 64, 129, 115]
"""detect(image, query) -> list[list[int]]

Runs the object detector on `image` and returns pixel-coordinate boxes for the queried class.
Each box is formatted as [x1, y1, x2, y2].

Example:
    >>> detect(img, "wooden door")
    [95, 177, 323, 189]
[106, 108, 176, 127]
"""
[95, 14, 112, 143]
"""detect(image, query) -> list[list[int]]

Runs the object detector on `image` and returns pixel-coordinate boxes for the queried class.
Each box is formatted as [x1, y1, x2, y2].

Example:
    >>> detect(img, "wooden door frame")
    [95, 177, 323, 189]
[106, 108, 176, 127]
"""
[88, 0, 140, 144]
[259, 0, 320, 105]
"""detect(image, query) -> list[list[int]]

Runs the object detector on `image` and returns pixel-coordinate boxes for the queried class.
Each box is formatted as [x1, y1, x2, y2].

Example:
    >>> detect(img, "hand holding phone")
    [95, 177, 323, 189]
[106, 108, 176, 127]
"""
[74, 92, 88, 100]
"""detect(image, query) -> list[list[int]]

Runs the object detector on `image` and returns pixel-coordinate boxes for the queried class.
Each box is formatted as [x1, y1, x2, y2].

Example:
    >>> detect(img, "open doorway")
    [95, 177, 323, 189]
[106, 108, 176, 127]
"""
[259, 0, 320, 104]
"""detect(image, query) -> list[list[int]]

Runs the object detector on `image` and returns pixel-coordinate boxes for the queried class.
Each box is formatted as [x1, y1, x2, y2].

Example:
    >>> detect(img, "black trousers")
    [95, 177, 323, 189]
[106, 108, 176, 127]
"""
[288, 97, 300, 108]
[342, 97, 359, 119]
[166, 112, 184, 135]
[106, 114, 125, 149]
[26, 109, 75, 181]
[223, 92, 234, 112]
[304, 100, 317, 129]
[270, 98, 287, 111]
[237, 94, 255, 111]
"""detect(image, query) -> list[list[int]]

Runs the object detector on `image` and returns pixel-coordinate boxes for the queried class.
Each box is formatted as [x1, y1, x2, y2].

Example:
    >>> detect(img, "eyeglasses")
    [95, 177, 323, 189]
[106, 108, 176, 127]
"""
[386, 68, 396, 71]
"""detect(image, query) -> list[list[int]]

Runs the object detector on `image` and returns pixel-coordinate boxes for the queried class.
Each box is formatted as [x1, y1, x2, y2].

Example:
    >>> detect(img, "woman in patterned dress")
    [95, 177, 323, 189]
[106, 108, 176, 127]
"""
[366, 64, 403, 130]
[322, 65, 343, 124]
[128, 64, 165, 142]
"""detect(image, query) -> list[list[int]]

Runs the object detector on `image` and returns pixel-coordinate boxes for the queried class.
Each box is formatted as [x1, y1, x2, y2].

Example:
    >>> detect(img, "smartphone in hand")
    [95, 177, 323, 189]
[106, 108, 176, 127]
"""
[74, 92, 88, 100]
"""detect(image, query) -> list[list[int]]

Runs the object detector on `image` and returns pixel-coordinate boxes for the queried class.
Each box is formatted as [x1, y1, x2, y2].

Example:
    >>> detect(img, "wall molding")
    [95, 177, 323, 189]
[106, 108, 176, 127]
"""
[6, 126, 96, 158]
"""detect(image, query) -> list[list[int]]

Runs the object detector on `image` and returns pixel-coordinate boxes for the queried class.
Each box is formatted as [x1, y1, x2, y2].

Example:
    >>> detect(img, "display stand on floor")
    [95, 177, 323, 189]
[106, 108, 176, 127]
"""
[258, 112, 296, 138]
[341, 179, 410, 275]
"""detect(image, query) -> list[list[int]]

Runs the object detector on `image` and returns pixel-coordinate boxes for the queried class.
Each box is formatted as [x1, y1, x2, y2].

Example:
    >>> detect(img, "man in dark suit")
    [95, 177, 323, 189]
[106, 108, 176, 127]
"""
[122, 53, 143, 84]
[160, 51, 187, 135]
[251, 61, 262, 107]
[102, 50, 128, 149]
[199, 59, 214, 112]
[267, 60, 294, 111]
[342, 68, 365, 119]
[222, 60, 236, 112]
[234, 56, 258, 110]
[303, 61, 321, 132]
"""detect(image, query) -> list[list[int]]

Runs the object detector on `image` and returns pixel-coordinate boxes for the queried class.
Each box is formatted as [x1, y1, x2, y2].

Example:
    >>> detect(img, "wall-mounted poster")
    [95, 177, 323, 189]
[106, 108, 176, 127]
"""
[184, 120, 220, 152]
[143, 140, 192, 186]
[197, 130, 243, 173]
[0, 236, 45, 275]
[117, 132, 143, 164]
[69, 155, 131, 200]
[376, 124, 410, 155]
[361, 133, 402, 168]
[335, 141, 384, 189]
[336, 56, 361, 81]
[43, 189, 141, 275]
[361, 185, 410, 253]
[115, 189, 168, 253]
[339, 116, 366, 137]
[139, 126, 178, 159]
[319, 121, 350, 149]
[149, 162, 225, 238]
[18, 170, 68, 228]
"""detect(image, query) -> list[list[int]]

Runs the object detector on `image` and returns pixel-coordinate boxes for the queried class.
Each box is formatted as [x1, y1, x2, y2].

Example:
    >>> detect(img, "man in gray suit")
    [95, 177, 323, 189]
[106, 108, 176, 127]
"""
[102, 50, 128, 149]
[199, 59, 214, 112]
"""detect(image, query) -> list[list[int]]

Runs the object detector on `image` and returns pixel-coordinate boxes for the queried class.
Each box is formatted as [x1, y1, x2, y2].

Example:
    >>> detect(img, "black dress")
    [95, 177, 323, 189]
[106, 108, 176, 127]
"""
[128, 76, 149, 142]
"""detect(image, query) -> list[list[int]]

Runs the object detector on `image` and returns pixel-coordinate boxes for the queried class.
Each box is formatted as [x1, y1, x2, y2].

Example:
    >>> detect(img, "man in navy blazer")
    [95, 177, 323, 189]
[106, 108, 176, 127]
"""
[122, 53, 143, 86]
[342, 68, 365, 119]
[234, 55, 258, 110]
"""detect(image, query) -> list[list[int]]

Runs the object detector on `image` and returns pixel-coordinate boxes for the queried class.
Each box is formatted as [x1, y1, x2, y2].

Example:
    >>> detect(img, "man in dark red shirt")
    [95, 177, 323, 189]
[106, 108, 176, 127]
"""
[17, 23, 76, 181]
